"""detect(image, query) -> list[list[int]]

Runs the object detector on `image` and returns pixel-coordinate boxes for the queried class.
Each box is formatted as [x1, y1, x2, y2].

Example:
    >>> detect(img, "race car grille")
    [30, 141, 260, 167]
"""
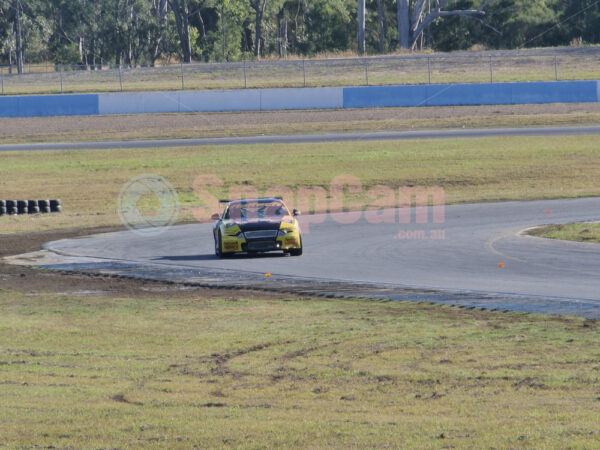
[246, 240, 278, 251]
[244, 230, 279, 239]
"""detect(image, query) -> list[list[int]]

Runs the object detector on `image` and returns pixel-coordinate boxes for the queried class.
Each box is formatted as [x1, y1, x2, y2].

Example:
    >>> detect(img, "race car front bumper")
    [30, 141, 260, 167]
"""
[221, 230, 301, 254]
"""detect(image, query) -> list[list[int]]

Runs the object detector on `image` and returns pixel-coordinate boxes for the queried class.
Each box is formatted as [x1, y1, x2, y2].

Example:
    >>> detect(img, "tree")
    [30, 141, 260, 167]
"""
[0, 0, 25, 72]
[201, 0, 250, 61]
[13, 0, 22, 71]
[0, 0, 48, 71]
[397, 0, 409, 49]
[169, 0, 192, 62]
[559, 0, 600, 45]
[397, 0, 494, 50]
[376, 0, 384, 53]
[249, 0, 267, 58]
[301, 0, 355, 55]
[149, 0, 169, 64]
[357, 0, 365, 54]
[2, 0, 600, 65]
[465, 0, 558, 49]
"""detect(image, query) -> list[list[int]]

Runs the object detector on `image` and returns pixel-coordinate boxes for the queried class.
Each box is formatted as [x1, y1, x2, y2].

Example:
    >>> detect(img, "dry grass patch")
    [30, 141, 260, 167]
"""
[1, 290, 599, 447]
[2, 111, 600, 145]
[527, 222, 600, 243]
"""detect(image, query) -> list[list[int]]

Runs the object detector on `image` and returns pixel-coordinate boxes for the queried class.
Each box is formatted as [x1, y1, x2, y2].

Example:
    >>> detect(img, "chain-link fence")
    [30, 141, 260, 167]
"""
[1, 48, 599, 96]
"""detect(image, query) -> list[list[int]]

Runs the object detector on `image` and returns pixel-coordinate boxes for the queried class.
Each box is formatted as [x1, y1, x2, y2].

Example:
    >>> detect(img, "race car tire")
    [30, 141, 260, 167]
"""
[215, 231, 223, 258]
[289, 237, 303, 256]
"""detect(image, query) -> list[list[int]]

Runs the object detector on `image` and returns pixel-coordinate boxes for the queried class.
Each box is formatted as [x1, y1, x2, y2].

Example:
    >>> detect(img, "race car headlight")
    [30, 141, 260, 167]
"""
[277, 229, 293, 237]
[224, 222, 242, 236]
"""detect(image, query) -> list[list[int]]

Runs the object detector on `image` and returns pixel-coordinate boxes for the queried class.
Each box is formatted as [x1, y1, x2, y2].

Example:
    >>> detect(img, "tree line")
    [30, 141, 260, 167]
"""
[1, 0, 598, 72]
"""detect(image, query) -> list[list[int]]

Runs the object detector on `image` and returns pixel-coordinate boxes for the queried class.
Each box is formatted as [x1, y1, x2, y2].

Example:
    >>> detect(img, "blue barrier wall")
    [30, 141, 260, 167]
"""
[0, 81, 598, 118]
[342, 81, 600, 108]
[0, 94, 99, 117]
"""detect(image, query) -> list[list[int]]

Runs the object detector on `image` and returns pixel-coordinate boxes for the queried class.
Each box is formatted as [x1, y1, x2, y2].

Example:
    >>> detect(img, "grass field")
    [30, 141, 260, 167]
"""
[2, 128, 600, 446]
[1, 135, 599, 234]
[527, 222, 600, 243]
[1, 290, 599, 447]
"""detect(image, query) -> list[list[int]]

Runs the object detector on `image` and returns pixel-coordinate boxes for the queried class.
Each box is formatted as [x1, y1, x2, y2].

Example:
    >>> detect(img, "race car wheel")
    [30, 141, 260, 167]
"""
[215, 231, 223, 258]
[289, 237, 303, 256]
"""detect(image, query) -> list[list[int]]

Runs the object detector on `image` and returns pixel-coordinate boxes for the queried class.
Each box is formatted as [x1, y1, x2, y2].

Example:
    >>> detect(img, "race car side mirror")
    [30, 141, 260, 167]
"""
[210, 213, 220, 220]
[293, 209, 301, 216]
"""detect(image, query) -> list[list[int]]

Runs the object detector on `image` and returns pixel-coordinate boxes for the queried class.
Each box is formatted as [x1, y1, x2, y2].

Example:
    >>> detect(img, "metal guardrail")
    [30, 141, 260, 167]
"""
[1, 49, 599, 96]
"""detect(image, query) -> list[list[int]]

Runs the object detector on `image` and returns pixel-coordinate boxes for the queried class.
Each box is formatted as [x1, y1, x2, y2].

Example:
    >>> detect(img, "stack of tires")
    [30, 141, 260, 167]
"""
[0, 199, 61, 216]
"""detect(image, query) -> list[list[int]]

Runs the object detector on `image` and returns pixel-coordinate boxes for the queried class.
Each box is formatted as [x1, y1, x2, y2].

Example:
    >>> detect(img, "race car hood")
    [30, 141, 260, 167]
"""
[227, 217, 282, 232]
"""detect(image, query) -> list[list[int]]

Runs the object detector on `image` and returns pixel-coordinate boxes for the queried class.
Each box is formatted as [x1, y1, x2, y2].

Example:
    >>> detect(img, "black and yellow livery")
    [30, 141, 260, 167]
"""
[212, 197, 303, 257]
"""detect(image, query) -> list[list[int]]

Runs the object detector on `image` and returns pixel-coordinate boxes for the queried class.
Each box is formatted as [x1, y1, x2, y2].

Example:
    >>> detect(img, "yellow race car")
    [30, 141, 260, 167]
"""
[211, 197, 303, 257]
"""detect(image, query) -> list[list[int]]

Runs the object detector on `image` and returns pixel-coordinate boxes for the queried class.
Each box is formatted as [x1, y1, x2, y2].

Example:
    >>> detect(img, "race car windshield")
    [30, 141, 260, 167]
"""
[225, 201, 289, 220]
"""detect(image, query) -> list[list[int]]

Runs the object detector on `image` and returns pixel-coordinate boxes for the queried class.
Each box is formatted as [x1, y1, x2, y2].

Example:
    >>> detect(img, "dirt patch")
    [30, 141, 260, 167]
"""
[0, 227, 285, 301]
[513, 377, 548, 390]
[111, 393, 143, 406]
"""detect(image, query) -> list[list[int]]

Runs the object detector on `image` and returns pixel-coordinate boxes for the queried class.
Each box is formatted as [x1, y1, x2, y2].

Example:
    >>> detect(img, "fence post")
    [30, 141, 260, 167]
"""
[1, 68, 4, 95]
[489, 55, 493, 83]
[59, 65, 63, 93]
[427, 56, 431, 84]
[554, 56, 558, 81]
[181, 62, 185, 90]
[365, 59, 369, 86]
[243, 60, 247, 88]
[302, 59, 306, 87]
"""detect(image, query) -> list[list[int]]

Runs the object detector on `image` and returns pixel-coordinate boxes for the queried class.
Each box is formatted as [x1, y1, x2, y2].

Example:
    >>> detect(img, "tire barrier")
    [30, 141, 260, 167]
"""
[38, 200, 50, 213]
[6, 200, 17, 215]
[16, 200, 28, 215]
[0, 199, 61, 216]
[27, 200, 40, 214]
[50, 199, 62, 213]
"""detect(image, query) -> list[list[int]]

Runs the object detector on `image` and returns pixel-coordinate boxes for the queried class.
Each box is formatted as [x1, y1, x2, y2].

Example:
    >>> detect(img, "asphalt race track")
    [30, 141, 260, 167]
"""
[2, 125, 600, 151]
[5, 125, 600, 317]
[32, 197, 600, 318]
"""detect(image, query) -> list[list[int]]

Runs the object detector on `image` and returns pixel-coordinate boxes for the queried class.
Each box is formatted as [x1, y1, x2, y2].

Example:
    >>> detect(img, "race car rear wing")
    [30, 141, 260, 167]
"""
[219, 197, 283, 203]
